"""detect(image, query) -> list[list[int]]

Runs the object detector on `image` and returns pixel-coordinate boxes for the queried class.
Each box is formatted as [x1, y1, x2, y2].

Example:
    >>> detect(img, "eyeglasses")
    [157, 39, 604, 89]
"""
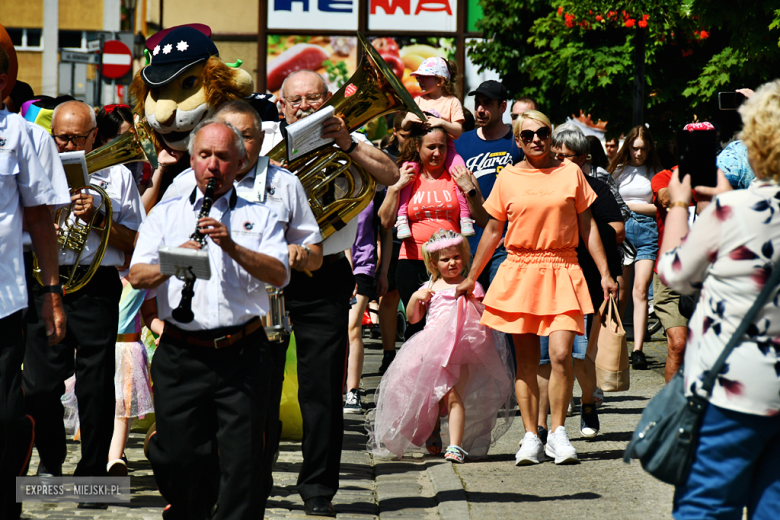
[519, 127, 552, 142]
[553, 152, 580, 160]
[285, 93, 326, 108]
[53, 128, 95, 147]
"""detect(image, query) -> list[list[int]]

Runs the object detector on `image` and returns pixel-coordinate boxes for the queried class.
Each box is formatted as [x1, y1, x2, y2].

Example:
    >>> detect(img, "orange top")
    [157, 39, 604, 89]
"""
[399, 171, 462, 260]
[479, 161, 598, 335]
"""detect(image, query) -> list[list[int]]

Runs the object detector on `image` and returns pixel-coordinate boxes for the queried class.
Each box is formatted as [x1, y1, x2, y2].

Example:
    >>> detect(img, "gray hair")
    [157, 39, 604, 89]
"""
[51, 100, 97, 129]
[187, 119, 247, 163]
[214, 99, 263, 131]
[280, 69, 328, 100]
[551, 123, 589, 156]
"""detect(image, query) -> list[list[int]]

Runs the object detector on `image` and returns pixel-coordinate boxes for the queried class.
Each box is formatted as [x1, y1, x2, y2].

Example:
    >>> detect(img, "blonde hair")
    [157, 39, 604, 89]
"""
[421, 230, 471, 281]
[512, 109, 552, 139]
[739, 80, 780, 183]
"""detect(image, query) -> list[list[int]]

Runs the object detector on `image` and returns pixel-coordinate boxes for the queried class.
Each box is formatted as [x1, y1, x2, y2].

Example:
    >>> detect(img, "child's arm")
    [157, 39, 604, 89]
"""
[140, 297, 164, 339]
[401, 112, 423, 131]
[406, 288, 434, 324]
[426, 117, 463, 140]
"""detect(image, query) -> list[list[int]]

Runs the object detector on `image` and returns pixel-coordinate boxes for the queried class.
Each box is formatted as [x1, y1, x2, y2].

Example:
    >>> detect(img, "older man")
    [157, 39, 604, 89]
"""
[23, 101, 144, 486]
[130, 120, 288, 520]
[261, 69, 398, 517]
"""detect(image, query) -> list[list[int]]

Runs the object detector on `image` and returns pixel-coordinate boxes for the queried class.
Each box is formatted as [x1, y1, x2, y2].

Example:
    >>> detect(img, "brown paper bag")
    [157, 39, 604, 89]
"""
[586, 295, 630, 392]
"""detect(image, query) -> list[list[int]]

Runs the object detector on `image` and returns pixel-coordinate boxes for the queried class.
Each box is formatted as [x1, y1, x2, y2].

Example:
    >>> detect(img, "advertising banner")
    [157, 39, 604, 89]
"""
[268, 0, 359, 31]
[368, 0, 458, 32]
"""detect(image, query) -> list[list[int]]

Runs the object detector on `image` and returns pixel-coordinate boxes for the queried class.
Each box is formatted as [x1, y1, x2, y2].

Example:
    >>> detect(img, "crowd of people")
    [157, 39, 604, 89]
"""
[1, 32, 779, 520]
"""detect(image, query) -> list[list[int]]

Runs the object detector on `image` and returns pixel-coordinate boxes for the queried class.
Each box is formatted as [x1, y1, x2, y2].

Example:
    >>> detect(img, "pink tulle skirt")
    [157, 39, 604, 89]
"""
[115, 341, 154, 418]
[366, 296, 515, 459]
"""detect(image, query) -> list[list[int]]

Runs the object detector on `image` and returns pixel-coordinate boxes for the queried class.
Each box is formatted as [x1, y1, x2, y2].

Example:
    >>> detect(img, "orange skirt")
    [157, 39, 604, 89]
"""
[480, 248, 593, 336]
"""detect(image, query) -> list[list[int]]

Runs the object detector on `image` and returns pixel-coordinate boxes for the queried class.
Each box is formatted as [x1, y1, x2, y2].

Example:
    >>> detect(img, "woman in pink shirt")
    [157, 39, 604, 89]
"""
[379, 126, 479, 339]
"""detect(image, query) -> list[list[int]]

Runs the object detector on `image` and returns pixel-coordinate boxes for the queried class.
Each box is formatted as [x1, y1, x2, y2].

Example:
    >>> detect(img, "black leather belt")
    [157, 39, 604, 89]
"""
[321, 251, 346, 266]
[163, 317, 263, 349]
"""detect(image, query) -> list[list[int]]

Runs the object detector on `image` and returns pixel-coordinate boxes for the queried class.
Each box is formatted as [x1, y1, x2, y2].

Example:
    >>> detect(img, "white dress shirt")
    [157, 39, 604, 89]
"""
[161, 158, 322, 246]
[0, 109, 60, 319]
[259, 121, 376, 255]
[59, 164, 146, 267]
[130, 187, 290, 331]
[22, 120, 71, 250]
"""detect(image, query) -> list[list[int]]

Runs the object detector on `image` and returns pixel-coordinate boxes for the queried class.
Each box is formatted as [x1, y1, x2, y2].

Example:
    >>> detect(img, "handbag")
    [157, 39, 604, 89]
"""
[586, 295, 630, 392]
[624, 261, 780, 486]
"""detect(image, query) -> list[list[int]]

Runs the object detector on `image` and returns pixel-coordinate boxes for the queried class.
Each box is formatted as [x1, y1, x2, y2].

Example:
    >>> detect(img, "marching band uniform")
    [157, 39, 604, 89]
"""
[0, 107, 60, 519]
[131, 186, 289, 520]
[23, 163, 144, 478]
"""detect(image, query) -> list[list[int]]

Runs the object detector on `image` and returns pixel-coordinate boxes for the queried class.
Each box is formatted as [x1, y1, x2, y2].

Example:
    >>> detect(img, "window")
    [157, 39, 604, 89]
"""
[59, 30, 86, 50]
[6, 28, 43, 51]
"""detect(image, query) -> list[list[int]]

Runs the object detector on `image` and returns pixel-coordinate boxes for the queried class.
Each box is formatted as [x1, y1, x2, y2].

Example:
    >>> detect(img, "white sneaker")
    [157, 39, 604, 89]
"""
[545, 426, 579, 464]
[396, 216, 411, 239]
[460, 218, 475, 237]
[515, 432, 544, 466]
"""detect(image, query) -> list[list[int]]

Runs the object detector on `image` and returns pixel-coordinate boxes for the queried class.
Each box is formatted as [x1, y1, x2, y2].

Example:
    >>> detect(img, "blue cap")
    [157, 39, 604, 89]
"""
[141, 27, 218, 87]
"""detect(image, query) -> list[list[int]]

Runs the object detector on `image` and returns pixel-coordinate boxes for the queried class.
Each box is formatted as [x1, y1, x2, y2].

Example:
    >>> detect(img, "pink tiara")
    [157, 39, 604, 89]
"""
[425, 230, 463, 253]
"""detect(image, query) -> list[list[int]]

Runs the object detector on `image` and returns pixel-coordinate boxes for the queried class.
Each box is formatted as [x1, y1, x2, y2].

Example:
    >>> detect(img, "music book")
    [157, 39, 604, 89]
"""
[159, 246, 211, 281]
[59, 151, 89, 189]
[285, 105, 335, 162]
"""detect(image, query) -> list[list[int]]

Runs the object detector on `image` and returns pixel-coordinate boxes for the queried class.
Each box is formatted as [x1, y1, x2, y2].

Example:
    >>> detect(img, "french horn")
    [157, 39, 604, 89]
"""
[266, 33, 427, 240]
[33, 119, 159, 294]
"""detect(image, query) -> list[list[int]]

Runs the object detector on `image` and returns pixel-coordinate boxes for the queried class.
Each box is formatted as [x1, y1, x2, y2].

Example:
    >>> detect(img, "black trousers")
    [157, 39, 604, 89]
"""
[23, 263, 121, 477]
[0, 311, 33, 520]
[283, 256, 353, 501]
[395, 259, 429, 340]
[149, 324, 271, 520]
[259, 334, 290, 506]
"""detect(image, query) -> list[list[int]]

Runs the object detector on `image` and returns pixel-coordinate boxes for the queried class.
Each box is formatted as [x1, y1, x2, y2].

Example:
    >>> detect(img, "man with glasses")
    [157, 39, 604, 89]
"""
[454, 80, 521, 289]
[23, 101, 144, 498]
[261, 69, 398, 517]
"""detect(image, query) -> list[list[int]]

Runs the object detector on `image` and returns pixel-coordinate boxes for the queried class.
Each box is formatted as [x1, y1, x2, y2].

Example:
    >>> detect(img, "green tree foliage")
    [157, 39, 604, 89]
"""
[468, 0, 780, 140]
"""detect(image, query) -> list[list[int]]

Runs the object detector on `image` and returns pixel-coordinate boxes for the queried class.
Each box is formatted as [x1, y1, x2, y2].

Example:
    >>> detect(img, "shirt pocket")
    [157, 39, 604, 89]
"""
[225, 228, 265, 293]
[0, 152, 20, 208]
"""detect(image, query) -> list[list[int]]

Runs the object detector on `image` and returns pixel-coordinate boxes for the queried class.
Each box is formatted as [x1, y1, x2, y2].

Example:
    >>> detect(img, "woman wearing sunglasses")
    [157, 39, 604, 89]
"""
[456, 110, 618, 466]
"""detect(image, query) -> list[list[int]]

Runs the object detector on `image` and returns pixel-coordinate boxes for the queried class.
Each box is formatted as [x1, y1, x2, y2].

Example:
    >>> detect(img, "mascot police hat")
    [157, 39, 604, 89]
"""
[142, 26, 218, 87]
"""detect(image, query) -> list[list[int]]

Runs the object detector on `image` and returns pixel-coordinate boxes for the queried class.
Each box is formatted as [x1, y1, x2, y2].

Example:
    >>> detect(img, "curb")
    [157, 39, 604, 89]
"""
[425, 460, 470, 520]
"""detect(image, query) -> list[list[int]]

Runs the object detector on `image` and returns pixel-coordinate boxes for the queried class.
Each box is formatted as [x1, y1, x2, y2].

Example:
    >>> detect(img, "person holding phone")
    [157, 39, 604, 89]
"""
[608, 126, 664, 370]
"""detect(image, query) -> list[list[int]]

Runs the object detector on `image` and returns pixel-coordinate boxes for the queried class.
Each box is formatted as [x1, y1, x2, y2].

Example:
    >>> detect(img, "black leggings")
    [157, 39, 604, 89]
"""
[395, 259, 430, 340]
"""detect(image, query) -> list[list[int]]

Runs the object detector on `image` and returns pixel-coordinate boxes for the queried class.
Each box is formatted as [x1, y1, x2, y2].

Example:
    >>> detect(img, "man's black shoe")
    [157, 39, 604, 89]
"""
[36, 462, 62, 477]
[304, 496, 335, 517]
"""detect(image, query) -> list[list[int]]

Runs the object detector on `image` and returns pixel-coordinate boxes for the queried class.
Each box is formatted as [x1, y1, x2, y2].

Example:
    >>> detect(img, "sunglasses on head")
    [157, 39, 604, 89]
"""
[519, 127, 552, 142]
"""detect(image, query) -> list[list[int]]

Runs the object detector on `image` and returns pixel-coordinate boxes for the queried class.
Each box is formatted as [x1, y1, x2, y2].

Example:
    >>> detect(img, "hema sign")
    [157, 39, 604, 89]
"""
[268, 0, 457, 32]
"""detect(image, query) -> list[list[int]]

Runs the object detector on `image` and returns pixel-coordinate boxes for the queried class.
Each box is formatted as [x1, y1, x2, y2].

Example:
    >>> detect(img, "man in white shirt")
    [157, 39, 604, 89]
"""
[129, 120, 288, 520]
[0, 49, 66, 520]
[22, 101, 145, 487]
[258, 70, 398, 517]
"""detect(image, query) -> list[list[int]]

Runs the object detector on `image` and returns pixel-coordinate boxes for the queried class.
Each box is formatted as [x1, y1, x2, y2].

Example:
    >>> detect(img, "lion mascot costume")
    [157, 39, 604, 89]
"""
[130, 25, 254, 154]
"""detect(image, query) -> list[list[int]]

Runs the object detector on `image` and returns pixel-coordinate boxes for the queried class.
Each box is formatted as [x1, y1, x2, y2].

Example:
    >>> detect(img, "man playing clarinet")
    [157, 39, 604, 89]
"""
[128, 120, 289, 520]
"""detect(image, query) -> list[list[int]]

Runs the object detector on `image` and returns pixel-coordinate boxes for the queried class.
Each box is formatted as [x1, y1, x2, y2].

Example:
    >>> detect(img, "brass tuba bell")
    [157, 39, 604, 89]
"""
[266, 32, 427, 240]
[33, 119, 159, 294]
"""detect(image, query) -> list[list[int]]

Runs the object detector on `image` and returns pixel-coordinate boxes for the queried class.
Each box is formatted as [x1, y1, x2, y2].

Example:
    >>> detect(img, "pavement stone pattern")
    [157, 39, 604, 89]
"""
[20, 330, 674, 519]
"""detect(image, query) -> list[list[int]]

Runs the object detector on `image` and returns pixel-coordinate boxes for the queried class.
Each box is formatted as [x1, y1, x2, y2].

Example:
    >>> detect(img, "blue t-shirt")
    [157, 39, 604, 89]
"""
[454, 128, 522, 250]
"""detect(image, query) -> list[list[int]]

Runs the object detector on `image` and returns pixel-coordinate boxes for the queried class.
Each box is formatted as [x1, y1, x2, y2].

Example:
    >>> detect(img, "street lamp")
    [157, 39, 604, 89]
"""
[134, 32, 147, 60]
[122, 0, 138, 36]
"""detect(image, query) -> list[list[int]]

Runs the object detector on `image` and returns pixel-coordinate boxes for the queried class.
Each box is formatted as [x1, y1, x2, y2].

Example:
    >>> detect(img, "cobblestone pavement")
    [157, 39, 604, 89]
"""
[21, 331, 673, 519]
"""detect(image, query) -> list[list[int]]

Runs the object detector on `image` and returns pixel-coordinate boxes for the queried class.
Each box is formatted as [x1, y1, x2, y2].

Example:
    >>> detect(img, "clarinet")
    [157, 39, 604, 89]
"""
[171, 178, 216, 323]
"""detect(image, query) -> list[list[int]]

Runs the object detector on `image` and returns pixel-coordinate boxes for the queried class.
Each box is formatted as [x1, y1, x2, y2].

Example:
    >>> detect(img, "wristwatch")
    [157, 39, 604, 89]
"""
[41, 284, 64, 296]
[467, 186, 477, 197]
[345, 136, 359, 154]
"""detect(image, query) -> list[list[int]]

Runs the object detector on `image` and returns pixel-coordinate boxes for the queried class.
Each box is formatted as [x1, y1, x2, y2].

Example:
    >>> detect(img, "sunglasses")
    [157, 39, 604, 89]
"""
[519, 127, 552, 142]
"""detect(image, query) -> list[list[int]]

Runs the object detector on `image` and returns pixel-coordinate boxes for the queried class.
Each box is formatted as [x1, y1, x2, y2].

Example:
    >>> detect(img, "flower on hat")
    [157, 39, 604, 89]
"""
[176, 40, 189, 52]
[153, 45, 160, 56]
[163, 44, 173, 54]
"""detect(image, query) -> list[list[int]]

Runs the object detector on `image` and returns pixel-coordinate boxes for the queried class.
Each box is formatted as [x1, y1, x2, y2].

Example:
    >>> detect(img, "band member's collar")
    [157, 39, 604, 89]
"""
[189, 186, 238, 209]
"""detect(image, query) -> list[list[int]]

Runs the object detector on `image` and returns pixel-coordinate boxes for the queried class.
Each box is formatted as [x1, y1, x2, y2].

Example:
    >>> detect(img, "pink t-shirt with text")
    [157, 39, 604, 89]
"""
[399, 172, 462, 260]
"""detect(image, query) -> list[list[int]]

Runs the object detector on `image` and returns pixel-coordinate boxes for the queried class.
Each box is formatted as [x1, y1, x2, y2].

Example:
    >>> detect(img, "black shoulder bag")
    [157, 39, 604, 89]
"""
[624, 260, 780, 486]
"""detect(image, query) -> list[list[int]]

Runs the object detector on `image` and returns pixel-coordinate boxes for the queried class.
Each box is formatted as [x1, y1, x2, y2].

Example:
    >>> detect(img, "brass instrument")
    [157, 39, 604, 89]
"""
[33, 119, 160, 294]
[171, 178, 216, 323]
[267, 32, 427, 240]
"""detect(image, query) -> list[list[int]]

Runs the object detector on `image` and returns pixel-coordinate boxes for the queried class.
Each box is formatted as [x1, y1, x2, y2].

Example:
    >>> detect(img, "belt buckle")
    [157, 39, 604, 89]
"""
[213, 335, 228, 349]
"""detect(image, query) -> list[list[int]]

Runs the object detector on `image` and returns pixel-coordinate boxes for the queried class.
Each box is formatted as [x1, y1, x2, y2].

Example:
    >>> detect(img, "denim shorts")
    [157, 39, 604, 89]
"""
[539, 314, 591, 365]
[625, 212, 659, 263]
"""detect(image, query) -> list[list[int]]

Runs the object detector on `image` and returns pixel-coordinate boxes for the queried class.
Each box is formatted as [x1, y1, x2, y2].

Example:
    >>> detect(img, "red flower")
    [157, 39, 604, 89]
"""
[565, 13, 576, 28]
[625, 18, 636, 28]
[588, 10, 593, 14]
[596, 15, 603, 22]
[557, 6, 563, 16]
[642, 14, 649, 21]
[638, 20, 647, 28]
[608, 10, 617, 18]
[682, 48, 694, 57]
[700, 30, 710, 39]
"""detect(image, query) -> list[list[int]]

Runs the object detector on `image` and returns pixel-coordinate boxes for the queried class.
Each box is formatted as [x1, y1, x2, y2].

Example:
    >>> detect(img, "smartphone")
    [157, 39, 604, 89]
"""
[718, 92, 746, 110]
[677, 129, 718, 188]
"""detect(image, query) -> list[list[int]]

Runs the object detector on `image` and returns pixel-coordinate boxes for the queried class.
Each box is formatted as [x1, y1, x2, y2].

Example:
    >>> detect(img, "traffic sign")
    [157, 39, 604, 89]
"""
[101, 40, 133, 79]
[61, 51, 100, 65]
[87, 39, 101, 52]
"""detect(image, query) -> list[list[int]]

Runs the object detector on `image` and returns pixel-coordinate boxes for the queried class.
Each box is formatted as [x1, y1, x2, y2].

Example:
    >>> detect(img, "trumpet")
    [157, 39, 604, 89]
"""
[171, 178, 216, 323]
[32, 119, 159, 294]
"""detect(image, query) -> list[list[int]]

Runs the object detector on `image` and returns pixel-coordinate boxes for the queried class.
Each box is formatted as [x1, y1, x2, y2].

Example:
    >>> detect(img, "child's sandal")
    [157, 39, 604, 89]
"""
[444, 445, 467, 464]
[426, 418, 442, 455]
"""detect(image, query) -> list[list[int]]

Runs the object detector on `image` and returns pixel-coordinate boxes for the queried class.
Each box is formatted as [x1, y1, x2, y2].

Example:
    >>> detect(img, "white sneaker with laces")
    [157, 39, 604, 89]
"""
[545, 426, 579, 464]
[460, 218, 475, 237]
[515, 432, 544, 466]
[396, 216, 411, 239]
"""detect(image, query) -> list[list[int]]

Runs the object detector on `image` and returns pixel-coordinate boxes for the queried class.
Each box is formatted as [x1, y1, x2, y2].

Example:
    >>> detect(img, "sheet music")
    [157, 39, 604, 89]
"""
[285, 105, 335, 162]
[59, 151, 89, 189]
[159, 246, 211, 281]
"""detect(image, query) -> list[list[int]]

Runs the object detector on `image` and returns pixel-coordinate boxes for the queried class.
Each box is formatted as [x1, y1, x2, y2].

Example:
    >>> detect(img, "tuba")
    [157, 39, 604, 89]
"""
[266, 33, 427, 240]
[33, 119, 159, 294]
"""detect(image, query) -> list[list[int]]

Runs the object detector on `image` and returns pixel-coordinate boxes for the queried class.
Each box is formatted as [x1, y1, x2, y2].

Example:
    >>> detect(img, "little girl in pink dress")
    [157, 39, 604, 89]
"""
[366, 230, 514, 462]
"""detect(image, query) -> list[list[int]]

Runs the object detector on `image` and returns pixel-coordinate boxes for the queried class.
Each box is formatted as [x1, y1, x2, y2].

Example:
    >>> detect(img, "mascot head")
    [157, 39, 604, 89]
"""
[131, 26, 253, 151]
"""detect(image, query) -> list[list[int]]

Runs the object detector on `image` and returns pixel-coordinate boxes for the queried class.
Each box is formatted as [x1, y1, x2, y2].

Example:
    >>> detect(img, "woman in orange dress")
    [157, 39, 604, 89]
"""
[456, 110, 618, 465]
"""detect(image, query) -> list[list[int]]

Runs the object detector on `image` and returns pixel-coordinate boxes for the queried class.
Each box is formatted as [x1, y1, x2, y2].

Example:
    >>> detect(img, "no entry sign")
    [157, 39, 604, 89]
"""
[101, 40, 133, 79]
